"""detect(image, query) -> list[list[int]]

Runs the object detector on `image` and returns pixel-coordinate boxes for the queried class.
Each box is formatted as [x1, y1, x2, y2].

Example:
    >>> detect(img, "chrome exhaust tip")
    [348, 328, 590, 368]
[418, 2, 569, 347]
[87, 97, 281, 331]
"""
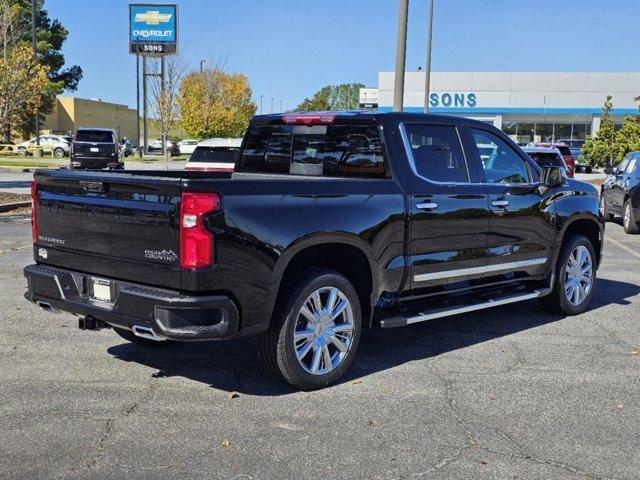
[36, 300, 59, 314]
[131, 325, 163, 341]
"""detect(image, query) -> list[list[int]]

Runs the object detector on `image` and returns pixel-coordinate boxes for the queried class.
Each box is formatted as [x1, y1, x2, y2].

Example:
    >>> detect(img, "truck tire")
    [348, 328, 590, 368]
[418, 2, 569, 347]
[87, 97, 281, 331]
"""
[113, 327, 167, 347]
[540, 234, 596, 315]
[623, 199, 639, 234]
[257, 268, 362, 390]
[599, 193, 614, 222]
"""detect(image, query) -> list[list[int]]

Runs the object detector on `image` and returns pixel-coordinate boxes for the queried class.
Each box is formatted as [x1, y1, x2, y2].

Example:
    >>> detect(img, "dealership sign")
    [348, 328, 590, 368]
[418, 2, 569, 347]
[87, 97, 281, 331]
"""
[429, 92, 477, 108]
[129, 4, 178, 54]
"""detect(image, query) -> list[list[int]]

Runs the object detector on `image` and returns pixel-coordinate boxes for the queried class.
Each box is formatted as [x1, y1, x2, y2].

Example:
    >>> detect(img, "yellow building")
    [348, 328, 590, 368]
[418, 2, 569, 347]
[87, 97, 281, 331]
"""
[43, 97, 138, 143]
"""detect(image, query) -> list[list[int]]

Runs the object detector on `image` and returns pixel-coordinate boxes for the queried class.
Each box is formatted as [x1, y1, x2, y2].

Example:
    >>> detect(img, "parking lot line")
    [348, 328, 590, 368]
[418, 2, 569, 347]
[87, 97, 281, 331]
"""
[607, 237, 640, 259]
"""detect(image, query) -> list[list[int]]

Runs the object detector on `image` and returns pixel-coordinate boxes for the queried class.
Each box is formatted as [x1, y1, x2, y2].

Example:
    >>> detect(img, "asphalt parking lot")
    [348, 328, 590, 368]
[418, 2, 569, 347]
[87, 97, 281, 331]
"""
[1, 197, 639, 479]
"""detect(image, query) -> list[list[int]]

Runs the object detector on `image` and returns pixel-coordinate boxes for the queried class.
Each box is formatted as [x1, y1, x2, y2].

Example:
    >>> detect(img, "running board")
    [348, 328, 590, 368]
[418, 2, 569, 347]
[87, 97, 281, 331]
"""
[380, 289, 550, 328]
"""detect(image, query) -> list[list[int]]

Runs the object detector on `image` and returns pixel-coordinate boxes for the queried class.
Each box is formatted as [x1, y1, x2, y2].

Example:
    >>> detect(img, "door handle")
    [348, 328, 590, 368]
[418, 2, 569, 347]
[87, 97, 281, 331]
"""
[491, 200, 509, 208]
[416, 202, 438, 211]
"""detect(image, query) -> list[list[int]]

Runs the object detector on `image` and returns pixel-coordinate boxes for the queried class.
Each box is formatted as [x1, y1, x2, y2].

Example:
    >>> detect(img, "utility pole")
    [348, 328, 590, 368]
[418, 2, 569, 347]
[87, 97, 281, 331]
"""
[393, 0, 409, 112]
[260, 94, 265, 114]
[135, 51, 140, 155]
[280, 100, 285, 112]
[31, 0, 39, 146]
[423, 0, 434, 113]
[270, 97, 274, 114]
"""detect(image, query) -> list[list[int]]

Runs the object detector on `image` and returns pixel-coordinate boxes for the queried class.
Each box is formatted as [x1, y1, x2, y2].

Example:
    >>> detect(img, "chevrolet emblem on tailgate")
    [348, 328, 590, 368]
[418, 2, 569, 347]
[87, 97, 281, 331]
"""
[79, 181, 107, 194]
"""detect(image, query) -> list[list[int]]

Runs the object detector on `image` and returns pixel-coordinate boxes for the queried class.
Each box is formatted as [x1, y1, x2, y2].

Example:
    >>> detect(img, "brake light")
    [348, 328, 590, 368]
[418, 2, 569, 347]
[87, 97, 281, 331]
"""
[180, 192, 219, 269]
[282, 113, 336, 126]
[31, 181, 38, 244]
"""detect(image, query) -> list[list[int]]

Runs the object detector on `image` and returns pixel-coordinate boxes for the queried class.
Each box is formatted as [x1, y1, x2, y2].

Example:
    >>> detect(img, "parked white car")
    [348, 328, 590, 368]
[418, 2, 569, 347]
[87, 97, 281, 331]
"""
[177, 139, 199, 155]
[16, 135, 72, 158]
[185, 138, 243, 172]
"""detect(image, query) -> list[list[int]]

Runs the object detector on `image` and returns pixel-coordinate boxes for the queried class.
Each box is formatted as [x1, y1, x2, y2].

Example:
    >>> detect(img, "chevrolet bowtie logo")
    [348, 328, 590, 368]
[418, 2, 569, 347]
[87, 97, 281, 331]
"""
[134, 11, 172, 25]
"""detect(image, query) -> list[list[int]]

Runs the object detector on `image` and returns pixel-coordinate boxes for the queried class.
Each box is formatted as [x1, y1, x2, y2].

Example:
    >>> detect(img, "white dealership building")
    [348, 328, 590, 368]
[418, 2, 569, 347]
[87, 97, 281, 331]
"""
[364, 72, 640, 144]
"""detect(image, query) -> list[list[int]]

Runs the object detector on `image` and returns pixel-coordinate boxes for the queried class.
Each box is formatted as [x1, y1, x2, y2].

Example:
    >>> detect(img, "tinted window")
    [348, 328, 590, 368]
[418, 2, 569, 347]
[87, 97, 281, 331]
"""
[237, 124, 386, 178]
[471, 129, 530, 184]
[189, 146, 239, 164]
[527, 152, 565, 168]
[75, 131, 113, 143]
[556, 145, 572, 157]
[404, 124, 468, 183]
[626, 157, 638, 174]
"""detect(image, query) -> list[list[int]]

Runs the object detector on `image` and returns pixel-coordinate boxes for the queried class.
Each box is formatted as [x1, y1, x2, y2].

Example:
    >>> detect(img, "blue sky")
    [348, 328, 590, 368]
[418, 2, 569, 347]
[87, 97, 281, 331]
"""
[48, 0, 637, 111]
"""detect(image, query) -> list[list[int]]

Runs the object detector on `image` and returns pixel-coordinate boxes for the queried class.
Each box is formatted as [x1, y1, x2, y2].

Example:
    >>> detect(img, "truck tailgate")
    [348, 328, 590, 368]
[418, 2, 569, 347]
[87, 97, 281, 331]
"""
[34, 170, 183, 287]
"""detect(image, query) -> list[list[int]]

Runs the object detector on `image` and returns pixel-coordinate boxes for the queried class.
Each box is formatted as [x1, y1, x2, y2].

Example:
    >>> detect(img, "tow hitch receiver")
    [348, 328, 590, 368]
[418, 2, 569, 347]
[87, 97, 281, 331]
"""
[78, 316, 109, 331]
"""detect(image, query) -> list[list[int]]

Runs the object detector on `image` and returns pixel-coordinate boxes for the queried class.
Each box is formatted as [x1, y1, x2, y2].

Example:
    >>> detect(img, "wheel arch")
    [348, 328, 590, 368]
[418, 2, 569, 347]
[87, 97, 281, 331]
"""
[271, 233, 379, 328]
[558, 214, 603, 268]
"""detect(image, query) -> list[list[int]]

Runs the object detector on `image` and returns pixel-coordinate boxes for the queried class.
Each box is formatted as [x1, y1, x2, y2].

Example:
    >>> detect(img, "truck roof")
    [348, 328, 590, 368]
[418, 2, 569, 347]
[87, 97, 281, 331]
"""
[250, 111, 499, 129]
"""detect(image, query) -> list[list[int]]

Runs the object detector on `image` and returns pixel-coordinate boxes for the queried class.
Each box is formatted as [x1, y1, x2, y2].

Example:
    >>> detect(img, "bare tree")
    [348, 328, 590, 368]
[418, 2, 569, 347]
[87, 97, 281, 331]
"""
[148, 54, 187, 167]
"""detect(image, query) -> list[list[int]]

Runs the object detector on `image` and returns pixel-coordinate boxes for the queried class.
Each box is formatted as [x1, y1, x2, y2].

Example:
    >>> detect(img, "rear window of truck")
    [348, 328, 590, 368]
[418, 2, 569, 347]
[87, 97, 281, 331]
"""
[237, 124, 387, 178]
[189, 146, 239, 164]
[75, 131, 114, 143]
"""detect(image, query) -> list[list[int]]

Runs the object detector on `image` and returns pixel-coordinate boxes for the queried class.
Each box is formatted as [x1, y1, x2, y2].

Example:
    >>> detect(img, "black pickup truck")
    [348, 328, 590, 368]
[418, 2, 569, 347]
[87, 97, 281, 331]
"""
[24, 112, 604, 389]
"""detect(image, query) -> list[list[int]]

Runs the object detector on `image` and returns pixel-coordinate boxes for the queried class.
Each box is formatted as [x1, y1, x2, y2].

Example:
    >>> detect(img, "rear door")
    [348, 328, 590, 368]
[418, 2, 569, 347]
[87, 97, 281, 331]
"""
[466, 126, 556, 282]
[400, 122, 491, 292]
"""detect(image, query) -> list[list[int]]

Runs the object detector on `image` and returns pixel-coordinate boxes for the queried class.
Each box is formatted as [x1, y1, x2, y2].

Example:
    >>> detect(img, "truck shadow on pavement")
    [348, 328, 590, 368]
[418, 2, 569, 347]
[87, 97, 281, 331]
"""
[106, 277, 639, 396]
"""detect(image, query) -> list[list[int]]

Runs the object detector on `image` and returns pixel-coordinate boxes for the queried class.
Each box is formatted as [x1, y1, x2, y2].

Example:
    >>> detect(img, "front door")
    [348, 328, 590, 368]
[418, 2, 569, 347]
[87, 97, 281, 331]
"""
[466, 127, 556, 282]
[401, 122, 491, 293]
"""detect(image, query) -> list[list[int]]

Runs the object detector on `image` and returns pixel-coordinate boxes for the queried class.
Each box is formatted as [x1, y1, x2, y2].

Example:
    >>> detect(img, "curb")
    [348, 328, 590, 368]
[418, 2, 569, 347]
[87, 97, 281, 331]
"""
[0, 201, 31, 213]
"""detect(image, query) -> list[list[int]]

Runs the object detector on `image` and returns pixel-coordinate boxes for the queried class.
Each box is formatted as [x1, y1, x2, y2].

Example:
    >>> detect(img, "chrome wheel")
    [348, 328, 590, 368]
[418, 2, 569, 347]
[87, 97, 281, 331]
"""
[564, 245, 593, 306]
[293, 286, 354, 375]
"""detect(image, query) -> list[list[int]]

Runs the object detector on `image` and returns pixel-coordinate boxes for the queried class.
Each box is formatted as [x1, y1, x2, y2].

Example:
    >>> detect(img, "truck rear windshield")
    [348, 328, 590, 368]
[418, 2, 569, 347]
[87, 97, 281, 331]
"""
[527, 152, 565, 168]
[75, 131, 114, 143]
[189, 146, 239, 164]
[237, 124, 387, 178]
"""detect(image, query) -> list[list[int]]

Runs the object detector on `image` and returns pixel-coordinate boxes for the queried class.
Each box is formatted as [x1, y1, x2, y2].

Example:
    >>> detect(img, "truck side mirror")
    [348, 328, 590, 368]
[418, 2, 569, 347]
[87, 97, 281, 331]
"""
[540, 165, 564, 187]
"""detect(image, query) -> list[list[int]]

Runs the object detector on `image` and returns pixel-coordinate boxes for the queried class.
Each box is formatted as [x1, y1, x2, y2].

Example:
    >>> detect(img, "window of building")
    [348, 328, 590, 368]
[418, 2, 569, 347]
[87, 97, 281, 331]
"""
[404, 124, 469, 183]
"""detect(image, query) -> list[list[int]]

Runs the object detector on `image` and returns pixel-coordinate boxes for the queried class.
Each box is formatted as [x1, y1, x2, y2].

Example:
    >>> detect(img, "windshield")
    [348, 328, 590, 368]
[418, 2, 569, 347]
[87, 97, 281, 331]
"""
[75, 131, 113, 143]
[527, 152, 565, 168]
[189, 146, 239, 164]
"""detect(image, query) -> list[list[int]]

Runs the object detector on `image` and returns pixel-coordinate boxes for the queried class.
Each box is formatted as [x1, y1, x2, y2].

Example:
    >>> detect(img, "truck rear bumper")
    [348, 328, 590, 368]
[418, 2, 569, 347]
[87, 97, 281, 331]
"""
[24, 264, 240, 341]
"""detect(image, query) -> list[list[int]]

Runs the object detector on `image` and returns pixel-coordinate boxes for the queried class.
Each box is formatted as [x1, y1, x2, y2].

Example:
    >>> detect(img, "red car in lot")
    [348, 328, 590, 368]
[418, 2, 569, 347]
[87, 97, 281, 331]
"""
[528, 142, 575, 177]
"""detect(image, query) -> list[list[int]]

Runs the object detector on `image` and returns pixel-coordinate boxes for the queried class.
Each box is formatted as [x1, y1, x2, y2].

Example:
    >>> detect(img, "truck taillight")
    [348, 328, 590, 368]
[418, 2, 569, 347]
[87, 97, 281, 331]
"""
[180, 192, 219, 269]
[31, 180, 38, 244]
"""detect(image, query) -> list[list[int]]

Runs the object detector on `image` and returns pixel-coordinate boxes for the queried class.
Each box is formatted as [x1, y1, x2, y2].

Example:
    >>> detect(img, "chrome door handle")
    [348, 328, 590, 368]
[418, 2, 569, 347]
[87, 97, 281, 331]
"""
[416, 202, 438, 211]
[491, 200, 509, 208]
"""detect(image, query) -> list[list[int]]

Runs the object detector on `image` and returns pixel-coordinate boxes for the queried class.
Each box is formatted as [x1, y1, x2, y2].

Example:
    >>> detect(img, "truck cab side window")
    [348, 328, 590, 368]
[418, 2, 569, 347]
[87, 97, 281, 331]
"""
[471, 129, 530, 185]
[404, 124, 469, 183]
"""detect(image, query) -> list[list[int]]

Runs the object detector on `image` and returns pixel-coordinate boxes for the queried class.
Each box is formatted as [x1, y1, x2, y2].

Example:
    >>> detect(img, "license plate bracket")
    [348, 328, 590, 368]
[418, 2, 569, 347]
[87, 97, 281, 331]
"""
[90, 278, 112, 303]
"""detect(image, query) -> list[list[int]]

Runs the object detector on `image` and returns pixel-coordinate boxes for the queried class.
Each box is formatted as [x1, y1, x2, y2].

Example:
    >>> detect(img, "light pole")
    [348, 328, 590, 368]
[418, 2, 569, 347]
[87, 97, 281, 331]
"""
[270, 97, 274, 114]
[393, 0, 409, 112]
[199, 59, 208, 73]
[280, 100, 285, 112]
[31, 0, 39, 146]
[260, 94, 265, 114]
[423, 0, 434, 113]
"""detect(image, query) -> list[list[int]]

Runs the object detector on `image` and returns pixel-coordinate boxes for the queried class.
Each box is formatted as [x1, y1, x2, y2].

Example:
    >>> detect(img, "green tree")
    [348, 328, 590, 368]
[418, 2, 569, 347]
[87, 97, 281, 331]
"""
[295, 83, 365, 111]
[581, 96, 616, 168]
[8, 0, 82, 135]
[178, 69, 256, 139]
[614, 115, 640, 163]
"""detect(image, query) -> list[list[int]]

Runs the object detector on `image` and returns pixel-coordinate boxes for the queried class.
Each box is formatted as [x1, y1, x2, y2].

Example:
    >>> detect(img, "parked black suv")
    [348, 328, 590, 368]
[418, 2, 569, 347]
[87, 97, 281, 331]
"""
[25, 112, 604, 389]
[601, 151, 640, 233]
[70, 128, 123, 170]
